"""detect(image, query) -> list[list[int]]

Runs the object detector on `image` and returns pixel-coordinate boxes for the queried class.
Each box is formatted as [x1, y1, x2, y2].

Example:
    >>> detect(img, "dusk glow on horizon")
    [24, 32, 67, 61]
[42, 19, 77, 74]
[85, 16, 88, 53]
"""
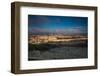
[28, 15, 88, 35]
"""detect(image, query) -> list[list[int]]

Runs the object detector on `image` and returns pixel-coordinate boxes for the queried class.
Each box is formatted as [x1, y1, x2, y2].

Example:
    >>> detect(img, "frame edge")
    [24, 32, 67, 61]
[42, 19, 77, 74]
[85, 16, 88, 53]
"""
[11, 2, 16, 73]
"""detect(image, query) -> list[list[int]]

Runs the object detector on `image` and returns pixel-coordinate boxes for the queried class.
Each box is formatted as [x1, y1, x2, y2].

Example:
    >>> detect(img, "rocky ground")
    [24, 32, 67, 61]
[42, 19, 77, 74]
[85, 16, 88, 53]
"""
[28, 40, 88, 60]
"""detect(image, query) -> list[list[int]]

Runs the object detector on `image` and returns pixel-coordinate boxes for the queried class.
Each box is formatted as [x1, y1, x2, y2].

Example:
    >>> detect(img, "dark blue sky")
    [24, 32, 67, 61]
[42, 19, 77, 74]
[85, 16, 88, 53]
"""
[28, 15, 88, 35]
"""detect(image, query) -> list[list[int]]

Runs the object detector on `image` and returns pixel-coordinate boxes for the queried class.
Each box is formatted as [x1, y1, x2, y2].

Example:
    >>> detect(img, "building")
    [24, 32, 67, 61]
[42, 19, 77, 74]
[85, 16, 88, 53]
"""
[29, 35, 87, 44]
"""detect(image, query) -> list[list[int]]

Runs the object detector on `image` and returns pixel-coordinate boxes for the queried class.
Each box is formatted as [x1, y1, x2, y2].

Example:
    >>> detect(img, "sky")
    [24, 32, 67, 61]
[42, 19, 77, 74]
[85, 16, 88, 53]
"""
[28, 15, 88, 36]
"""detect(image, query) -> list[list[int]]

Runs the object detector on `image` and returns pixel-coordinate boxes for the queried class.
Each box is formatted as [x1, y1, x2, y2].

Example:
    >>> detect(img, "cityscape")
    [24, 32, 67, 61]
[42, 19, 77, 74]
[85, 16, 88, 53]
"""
[28, 15, 88, 60]
[29, 35, 87, 44]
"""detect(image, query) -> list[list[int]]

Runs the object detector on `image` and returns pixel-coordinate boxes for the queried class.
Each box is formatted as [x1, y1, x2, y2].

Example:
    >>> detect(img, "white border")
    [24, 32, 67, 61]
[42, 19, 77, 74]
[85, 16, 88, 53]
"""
[20, 6, 95, 70]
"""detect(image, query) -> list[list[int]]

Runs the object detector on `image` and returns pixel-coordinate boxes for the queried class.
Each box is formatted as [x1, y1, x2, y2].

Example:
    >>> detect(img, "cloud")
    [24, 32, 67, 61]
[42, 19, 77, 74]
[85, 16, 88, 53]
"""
[28, 15, 51, 27]
[29, 26, 87, 36]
